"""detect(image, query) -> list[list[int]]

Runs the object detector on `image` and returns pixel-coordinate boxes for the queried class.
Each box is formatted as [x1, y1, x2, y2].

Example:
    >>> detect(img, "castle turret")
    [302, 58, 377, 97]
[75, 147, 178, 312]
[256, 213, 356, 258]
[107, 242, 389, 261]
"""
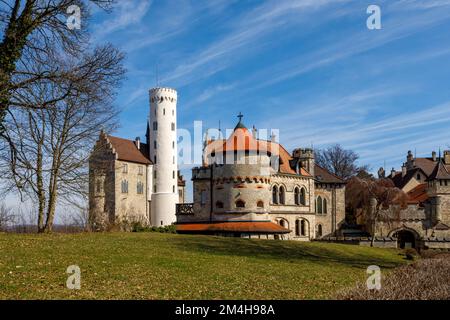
[149, 87, 178, 226]
[293, 148, 315, 176]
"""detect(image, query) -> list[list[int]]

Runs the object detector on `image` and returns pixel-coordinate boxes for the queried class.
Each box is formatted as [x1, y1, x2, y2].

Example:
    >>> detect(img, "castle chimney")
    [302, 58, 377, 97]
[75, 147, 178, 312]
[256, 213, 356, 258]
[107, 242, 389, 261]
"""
[391, 168, 396, 178]
[432, 151, 437, 162]
[252, 126, 258, 139]
[402, 164, 407, 177]
[135, 137, 141, 150]
[444, 150, 450, 165]
[406, 150, 414, 169]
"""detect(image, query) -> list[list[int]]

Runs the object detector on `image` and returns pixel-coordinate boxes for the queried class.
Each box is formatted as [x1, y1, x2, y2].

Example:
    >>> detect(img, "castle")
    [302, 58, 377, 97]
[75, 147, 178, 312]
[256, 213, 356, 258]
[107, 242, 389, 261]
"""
[176, 116, 346, 240]
[88, 85, 449, 248]
[88, 87, 345, 239]
[373, 150, 450, 249]
[89, 88, 185, 228]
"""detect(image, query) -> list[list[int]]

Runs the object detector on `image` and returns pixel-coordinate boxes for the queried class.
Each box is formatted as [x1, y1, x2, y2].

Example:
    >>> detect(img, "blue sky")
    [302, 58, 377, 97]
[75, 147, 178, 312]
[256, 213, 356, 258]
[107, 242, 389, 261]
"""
[90, 0, 450, 200]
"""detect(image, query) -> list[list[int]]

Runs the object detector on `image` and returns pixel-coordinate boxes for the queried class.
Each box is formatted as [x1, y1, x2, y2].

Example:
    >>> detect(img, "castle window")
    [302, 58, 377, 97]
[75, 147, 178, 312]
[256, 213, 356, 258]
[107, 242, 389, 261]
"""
[121, 180, 128, 194]
[316, 196, 323, 214]
[173, 171, 175, 179]
[294, 187, 300, 205]
[279, 186, 285, 205]
[235, 199, 245, 208]
[122, 163, 128, 173]
[301, 220, 306, 236]
[323, 198, 327, 214]
[257, 200, 264, 208]
[172, 141, 175, 149]
[153, 121, 158, 131]
[201, 190, 207, 206]
[272, 186, 278, 204]
[417, 173, 421, 180]
[300, 188, 306, 205]
[216, 201, 224, 209]
[172, 109, 174, 116]
[137, 181, 144, 194]
[316, 224, 323, 238]
[138, 166, 143, 175]
[171, 122, 175, 131]
[295, 220, 300, 236]
[163, 108, 165, 115]
[279, 219, 286, 228]
[154, 140, 157, 149]
[173, 185, 175, 193]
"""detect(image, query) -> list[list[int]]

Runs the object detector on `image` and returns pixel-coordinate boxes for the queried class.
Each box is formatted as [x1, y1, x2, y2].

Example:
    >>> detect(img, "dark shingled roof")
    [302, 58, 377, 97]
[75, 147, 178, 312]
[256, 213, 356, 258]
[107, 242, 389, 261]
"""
[427, 160, 450, 180]
[414, 157, 438, 176]
[314, 164, 345, 184]
[390, 167, 425, 189]
[107, 135, 151, 165]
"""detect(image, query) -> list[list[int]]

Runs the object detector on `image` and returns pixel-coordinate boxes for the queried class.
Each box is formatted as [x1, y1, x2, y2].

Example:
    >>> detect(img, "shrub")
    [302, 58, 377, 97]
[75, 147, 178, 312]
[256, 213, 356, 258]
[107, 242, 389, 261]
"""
[337, 254, 450, 300]
[404, 248, 418, 261]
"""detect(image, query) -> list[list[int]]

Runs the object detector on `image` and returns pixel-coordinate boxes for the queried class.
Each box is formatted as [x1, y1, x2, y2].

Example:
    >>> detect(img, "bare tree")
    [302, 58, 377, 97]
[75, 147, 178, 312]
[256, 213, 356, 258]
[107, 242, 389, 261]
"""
[0, 202, 15, 231]
[315, 144, 370, 180]
[0, 45, 124, 233]
[0, 0, 115, 128]
[346, 177, 408, 246]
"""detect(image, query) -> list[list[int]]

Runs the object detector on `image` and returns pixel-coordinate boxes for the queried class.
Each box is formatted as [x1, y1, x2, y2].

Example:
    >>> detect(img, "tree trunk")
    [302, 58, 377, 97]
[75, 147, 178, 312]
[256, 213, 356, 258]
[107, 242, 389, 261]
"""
[0, 1, 35, 128]
[36, 143, 46, 233]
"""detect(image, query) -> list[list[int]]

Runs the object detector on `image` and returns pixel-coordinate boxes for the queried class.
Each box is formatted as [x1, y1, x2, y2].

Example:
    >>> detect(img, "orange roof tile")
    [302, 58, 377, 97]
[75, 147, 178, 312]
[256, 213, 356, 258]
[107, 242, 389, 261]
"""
[406, 183, 429, 204]
[203, 128, 311, 177]
[176, 221, 291, 234]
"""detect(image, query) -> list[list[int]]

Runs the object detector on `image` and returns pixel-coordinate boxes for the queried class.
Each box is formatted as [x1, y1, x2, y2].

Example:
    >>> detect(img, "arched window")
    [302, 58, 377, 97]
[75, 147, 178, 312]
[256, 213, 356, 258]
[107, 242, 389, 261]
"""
[317, 196, 323, 214]
[257, 200, 264, 208]
[279, 186, 285, 205]
[216, 201, 224, 209]
[279, 219, 286, 228]
[301, 220, 306, 236]
[300, 188, 306, 205]
[272, 186, 278, 204]
[295, 220, 300, 236]
[294, 187, 300, 205]
[323, 198, 327, 214]
[316, 224, 323, 238]
[236, 199, 245, 208]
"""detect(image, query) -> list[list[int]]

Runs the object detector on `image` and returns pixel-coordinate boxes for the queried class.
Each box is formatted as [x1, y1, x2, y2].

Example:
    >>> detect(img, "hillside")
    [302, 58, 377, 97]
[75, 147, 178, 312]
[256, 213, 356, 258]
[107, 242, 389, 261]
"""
[0, 232, 406, 299]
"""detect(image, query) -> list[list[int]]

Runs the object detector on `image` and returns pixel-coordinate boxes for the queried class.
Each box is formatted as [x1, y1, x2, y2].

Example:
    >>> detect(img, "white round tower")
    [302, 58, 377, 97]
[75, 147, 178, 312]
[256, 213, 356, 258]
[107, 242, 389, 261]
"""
[149, 87, 178, 226]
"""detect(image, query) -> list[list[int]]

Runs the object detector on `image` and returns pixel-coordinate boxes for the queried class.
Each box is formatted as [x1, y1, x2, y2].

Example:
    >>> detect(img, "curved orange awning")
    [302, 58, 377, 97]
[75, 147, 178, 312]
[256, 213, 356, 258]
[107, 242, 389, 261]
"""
[176, 221, 291, 234]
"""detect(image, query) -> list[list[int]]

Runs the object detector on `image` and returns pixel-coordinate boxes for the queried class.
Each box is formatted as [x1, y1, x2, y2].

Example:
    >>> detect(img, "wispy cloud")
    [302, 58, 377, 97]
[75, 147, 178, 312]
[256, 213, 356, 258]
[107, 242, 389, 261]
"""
[92, 0, 152, 40]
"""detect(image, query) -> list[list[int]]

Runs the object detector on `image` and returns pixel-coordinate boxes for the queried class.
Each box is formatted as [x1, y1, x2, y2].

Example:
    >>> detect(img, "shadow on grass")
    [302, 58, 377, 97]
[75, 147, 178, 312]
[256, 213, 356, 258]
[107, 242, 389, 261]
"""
[171, 235, 403, 269]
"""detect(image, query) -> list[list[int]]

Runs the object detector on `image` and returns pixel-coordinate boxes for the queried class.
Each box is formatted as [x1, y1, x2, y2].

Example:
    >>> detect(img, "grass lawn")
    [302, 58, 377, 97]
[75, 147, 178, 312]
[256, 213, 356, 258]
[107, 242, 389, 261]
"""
[0, 232, 407, 299]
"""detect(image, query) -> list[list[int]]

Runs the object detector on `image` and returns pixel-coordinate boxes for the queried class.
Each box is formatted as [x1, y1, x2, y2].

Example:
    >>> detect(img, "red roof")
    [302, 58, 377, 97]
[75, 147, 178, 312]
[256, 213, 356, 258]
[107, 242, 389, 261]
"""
[176, 221, 291, 234]
[204, 128, 311, 176]
[107, 135, 151, 165]
[406, 183, 429, 204]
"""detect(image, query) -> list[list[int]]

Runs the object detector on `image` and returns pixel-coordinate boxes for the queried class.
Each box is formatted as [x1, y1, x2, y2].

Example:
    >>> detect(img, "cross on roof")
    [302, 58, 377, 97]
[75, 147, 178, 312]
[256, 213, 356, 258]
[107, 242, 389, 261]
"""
[237, 112, 243, 122]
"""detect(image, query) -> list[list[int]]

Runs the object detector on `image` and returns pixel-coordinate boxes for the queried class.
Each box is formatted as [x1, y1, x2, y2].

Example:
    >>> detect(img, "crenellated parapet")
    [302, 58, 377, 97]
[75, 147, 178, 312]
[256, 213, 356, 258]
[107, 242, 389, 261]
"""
[149, 87, 177, 103]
